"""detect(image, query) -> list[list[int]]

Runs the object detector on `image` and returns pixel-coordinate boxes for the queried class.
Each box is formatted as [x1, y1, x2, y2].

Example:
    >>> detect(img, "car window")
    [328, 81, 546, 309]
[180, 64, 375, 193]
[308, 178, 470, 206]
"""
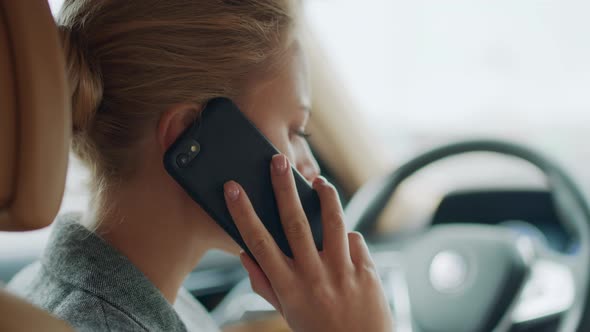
[305, 0, 590, 186]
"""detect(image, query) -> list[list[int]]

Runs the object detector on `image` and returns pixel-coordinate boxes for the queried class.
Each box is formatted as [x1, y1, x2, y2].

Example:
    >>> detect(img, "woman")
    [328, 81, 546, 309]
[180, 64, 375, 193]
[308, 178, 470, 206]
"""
[8, 0, 393, 331]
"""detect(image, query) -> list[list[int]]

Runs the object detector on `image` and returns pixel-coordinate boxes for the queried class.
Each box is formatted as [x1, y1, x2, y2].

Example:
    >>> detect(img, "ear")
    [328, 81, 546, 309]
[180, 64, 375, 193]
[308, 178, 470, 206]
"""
[157, 103, 200, 152]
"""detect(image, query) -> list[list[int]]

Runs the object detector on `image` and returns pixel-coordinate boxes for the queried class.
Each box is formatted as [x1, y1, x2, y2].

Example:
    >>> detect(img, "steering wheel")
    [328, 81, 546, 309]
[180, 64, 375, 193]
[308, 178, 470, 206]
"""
[344, 140, 590, 332]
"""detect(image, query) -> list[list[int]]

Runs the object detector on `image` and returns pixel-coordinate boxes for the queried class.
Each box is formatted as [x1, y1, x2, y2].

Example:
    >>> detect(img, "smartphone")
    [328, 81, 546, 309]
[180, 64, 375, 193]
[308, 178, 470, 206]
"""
[164, 97, 323, 259]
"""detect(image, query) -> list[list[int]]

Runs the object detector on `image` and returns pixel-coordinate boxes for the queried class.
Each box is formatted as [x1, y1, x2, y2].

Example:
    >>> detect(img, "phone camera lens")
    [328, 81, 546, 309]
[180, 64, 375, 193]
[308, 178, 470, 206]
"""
[176, 153, 190, 168]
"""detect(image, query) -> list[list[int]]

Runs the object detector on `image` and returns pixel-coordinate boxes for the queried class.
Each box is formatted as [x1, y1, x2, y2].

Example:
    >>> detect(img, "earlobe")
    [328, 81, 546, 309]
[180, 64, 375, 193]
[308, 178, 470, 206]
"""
[157, 103, 200, 151]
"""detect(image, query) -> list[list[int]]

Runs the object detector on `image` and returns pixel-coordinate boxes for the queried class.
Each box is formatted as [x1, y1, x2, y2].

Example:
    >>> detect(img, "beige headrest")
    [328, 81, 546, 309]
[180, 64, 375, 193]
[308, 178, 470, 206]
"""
[0, 0, 70, 231]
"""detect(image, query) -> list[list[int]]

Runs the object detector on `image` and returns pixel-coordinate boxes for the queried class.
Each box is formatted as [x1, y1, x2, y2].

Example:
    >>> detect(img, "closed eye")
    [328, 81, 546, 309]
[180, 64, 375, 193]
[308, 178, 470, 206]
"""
[295, 129, 312, 139]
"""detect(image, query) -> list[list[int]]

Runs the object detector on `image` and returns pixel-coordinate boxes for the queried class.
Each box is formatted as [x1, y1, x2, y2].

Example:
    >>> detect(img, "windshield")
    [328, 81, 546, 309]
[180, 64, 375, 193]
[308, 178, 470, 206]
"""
[305, 0, 590, 184]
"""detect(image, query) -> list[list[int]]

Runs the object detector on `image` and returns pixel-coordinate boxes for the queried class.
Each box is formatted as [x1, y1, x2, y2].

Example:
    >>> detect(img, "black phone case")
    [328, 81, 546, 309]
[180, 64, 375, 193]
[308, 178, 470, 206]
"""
[164, 97, 323, 259]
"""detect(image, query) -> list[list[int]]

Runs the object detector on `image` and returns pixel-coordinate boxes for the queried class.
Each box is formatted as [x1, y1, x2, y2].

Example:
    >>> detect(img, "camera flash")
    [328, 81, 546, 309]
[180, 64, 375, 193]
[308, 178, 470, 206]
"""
[191, 145, 198, 152]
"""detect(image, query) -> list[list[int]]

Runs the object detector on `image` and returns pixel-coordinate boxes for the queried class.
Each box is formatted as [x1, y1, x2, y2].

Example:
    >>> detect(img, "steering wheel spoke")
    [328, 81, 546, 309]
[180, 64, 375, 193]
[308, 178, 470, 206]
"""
[511, 249, 575, 325]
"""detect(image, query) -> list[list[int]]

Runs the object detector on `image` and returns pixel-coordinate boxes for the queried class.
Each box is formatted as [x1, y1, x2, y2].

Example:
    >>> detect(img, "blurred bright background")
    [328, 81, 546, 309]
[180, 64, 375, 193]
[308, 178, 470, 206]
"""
[304, 0, 590, 232]
[2, 0, 589, 253]
[305, 0, 590, 152]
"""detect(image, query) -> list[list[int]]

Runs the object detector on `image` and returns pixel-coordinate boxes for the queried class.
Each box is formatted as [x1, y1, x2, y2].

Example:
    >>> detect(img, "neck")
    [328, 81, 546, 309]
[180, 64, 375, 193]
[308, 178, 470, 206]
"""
[91, 178, 208, 303]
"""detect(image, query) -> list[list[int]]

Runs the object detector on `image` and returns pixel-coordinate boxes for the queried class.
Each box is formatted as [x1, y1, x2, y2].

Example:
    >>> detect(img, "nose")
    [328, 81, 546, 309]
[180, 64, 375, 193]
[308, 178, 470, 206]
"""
[296, 154, 321, 184]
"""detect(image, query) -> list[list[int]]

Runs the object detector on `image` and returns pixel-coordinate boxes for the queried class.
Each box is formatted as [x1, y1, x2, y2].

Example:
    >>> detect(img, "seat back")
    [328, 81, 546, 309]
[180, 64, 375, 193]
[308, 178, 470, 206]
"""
[0, 0, 72, 330]
[0, 0, 70, 231]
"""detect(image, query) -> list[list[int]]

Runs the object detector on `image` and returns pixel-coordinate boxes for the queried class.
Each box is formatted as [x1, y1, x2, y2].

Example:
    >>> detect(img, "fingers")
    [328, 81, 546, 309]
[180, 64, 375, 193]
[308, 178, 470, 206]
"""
[224, 181, 289, 284]
[348, 232, 375, 269]
[313, 177, 351, 268]
[240, 251, 282, 313]
[270, 154, 320, 269]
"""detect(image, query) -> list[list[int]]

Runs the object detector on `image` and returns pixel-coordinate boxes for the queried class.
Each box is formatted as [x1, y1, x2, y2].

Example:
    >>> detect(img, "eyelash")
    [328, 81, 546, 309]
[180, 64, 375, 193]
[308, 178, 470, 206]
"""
[294, 129, 312, 139]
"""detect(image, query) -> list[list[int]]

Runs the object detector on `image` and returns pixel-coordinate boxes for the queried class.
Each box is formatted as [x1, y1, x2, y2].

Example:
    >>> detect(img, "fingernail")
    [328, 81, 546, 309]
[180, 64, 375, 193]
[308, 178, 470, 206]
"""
[313, 176, 326, 188]
[271, 154, 288, 175]
[238, 251, 246, 262]
[224, 181, 240, 201]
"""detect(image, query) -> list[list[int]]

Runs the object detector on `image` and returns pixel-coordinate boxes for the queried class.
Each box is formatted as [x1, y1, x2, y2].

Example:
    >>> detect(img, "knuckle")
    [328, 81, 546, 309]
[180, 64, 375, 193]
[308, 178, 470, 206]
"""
[311, 284, 337, 307]
[333, 272, 355, 290]
[304, 266, 324, 283]
[310, 282, 330, 298]
[357, 263, 379, 281]
[324, 211, 346, 230]
[249, 235, 271, 258]
[283, 217, 308, 239]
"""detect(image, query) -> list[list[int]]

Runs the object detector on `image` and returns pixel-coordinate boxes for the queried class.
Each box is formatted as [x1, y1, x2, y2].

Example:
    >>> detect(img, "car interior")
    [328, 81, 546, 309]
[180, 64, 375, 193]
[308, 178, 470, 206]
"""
[0, 1, 71, 330]
[2, 1, 590, 332]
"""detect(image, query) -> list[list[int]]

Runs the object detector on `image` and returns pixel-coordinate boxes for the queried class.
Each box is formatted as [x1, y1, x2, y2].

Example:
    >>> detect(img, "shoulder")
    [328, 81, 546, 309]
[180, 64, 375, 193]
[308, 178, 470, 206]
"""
[54, 293, 145, 332]
[7, 262, 146, 331]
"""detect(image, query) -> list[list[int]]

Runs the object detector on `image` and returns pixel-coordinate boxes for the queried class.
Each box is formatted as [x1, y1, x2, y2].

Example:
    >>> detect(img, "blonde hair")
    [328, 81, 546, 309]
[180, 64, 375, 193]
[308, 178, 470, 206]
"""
[58, 0, 297, 190]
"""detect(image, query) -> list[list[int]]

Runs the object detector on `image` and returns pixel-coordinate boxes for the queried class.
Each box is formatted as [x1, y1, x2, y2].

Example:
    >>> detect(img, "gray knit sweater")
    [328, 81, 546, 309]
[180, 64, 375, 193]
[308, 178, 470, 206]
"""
[7, 214, 219, 332]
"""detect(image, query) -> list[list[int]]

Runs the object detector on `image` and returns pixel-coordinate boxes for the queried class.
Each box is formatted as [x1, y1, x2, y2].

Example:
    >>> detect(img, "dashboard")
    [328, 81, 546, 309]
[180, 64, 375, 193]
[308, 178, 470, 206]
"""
[431, 189, 578, 254]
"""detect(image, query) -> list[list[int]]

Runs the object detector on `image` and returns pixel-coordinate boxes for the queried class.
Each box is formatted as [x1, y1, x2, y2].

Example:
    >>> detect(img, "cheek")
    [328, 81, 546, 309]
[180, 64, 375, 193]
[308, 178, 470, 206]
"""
[268, 133, 297, 162]
[262, 136, 318, 186]
[256, 122, 295, 159]
[255, 122, 318, 179]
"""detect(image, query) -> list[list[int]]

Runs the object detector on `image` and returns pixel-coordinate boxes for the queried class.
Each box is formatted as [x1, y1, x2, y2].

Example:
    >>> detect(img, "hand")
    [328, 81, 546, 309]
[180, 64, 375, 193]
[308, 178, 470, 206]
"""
[223, 154, 394, 332]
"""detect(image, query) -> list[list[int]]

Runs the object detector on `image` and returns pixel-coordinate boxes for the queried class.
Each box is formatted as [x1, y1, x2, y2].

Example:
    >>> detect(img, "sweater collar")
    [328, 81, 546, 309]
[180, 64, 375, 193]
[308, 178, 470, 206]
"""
[42, 213, 186, 331]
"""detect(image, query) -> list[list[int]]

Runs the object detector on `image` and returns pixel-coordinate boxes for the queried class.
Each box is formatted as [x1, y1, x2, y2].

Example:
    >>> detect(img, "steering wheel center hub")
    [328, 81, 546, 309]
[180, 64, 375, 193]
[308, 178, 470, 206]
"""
[403, 225, 530, 332]
[429, 251, 469, 293]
